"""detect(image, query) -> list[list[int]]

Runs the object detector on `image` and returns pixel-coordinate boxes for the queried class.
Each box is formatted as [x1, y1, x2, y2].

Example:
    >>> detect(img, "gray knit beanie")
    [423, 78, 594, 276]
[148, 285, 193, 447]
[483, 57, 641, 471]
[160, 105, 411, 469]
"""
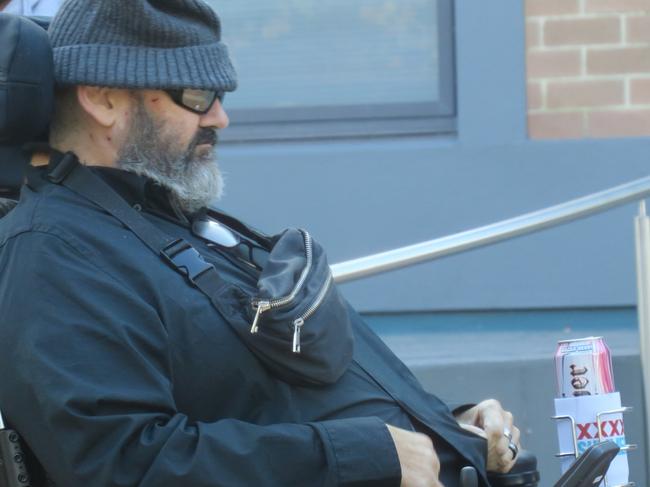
[49, 0, 237, 92]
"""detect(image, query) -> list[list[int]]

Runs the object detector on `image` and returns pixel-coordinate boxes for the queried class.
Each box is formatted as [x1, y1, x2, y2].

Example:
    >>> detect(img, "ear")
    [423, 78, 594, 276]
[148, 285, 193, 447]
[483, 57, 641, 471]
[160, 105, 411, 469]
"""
[76, 86, 130, 128]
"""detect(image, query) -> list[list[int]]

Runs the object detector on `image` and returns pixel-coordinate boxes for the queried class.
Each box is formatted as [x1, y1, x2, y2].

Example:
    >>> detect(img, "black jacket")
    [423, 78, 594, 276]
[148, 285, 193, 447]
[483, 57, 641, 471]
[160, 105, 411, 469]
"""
[0, 165, 487, 486]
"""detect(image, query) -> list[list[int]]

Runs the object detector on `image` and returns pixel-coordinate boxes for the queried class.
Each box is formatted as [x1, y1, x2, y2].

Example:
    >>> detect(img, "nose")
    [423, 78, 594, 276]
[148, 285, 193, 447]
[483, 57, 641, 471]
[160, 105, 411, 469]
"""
[200, 98, 230, 130]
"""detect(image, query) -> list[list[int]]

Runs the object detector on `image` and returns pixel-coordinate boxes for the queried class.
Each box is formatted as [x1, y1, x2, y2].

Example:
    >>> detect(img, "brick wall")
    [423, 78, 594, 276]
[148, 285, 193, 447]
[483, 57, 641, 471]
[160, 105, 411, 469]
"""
[526, 0, 650, 139]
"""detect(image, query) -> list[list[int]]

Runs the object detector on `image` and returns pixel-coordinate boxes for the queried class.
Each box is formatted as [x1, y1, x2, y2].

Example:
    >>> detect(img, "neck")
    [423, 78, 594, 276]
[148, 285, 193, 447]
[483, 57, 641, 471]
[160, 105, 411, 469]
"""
[31, 152, 50, 167]
[51, 132, 119, 169]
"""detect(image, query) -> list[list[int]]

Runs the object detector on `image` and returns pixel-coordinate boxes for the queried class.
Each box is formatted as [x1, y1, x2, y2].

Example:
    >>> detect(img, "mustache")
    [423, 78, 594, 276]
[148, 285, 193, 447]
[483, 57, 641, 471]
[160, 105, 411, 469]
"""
[193, 128, 218, 147]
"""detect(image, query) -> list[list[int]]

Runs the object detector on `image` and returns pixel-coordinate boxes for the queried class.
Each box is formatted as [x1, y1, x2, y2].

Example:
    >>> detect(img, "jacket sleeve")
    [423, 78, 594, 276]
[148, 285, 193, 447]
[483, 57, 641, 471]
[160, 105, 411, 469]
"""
[0, 232, 401, 487]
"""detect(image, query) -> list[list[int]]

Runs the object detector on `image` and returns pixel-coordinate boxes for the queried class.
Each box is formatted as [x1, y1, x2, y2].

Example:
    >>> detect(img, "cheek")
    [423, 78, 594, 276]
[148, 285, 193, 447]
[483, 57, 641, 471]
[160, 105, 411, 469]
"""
[147, 97, 162, 113]
[160, 102, 202, 141]
[163, 119, 198, 146]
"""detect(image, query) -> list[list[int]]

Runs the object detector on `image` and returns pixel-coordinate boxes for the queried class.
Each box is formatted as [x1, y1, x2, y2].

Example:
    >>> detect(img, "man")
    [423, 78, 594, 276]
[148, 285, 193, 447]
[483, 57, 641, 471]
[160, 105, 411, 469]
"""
[0, 1, 521, 486]
[0, 0, 59, 15]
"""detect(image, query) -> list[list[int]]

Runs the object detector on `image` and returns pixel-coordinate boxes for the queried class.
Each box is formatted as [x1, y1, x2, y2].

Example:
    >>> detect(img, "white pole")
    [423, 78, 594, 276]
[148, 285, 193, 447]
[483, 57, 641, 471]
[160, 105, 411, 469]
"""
[633, 200, 650, 470]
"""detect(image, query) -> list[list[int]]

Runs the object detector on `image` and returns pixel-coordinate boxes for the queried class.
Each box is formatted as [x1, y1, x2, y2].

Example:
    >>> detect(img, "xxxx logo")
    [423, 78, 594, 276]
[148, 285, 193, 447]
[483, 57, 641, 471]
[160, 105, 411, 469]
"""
[576, 419, 624, 440]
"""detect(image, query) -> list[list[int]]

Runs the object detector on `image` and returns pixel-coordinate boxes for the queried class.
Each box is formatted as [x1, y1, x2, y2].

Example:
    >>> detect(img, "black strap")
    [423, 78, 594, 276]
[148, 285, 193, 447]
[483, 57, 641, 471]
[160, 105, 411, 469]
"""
[49, 153, 239, 320]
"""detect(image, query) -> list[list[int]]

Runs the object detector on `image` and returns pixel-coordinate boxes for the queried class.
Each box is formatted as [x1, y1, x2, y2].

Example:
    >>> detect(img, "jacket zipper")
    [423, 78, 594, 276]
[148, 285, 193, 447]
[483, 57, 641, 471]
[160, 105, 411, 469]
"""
[291, 273, 333, 353]
[250, 230, 313, 333]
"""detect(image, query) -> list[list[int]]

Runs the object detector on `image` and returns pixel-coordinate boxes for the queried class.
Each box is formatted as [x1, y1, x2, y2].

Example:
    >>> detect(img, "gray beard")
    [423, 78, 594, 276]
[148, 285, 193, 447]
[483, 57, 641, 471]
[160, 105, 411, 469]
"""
[115, 98, 224, 214]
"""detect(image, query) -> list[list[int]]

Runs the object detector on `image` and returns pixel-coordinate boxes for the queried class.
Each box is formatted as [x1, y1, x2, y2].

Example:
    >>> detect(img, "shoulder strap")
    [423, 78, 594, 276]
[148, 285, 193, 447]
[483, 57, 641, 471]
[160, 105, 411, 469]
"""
[48, 152, 242, 321]
[39, 153, 365, 389]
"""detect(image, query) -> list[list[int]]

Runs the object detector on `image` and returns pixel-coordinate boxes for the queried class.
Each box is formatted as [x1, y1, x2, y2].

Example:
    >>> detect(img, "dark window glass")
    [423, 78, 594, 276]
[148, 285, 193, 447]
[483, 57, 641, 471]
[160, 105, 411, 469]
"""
[206, 0, 455, 140]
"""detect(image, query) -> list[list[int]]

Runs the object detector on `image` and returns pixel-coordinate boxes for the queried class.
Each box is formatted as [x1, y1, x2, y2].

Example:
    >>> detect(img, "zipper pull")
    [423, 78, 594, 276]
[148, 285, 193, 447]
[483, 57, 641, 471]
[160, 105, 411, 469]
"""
[292, 318, 304, 353]
[250, 300, 271, 334]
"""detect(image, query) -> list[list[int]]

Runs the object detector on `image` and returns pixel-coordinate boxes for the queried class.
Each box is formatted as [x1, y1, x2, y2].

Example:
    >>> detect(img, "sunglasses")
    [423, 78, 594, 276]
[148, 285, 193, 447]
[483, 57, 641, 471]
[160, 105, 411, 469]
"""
[192, 218, 268, 272]
[164, 89, 225, 114]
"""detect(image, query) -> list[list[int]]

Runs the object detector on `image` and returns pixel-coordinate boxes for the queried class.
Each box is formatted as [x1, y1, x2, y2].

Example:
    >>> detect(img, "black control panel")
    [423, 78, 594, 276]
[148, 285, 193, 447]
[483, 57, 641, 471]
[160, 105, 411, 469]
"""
[0, 429, 31, 487]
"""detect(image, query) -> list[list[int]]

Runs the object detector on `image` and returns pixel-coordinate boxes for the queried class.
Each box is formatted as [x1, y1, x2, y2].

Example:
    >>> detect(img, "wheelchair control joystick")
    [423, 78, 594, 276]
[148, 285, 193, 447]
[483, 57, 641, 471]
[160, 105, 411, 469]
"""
[0, 411, 32, 487]
[460, 466, 478, 487]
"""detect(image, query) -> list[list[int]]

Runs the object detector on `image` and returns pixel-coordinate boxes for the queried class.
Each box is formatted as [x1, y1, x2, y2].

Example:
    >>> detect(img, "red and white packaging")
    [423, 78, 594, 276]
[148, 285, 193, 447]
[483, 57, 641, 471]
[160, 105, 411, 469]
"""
[554, 337, 630, 486]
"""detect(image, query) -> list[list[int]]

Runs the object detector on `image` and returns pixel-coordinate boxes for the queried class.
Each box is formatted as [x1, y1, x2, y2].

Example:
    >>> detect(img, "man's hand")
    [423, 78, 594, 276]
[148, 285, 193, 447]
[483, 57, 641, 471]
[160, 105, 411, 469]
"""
[454, 399, 521, 473]
[386, 424, 445, 487]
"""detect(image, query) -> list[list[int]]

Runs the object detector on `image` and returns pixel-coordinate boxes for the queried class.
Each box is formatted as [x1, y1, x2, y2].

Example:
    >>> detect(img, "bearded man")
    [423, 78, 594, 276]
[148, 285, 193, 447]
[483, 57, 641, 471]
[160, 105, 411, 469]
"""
[0, 1, 522, 486]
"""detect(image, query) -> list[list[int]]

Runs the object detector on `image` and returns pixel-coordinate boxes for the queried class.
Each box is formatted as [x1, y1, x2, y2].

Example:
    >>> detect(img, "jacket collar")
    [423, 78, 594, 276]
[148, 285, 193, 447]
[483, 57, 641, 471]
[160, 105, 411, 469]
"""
[44, 151, 189, 224]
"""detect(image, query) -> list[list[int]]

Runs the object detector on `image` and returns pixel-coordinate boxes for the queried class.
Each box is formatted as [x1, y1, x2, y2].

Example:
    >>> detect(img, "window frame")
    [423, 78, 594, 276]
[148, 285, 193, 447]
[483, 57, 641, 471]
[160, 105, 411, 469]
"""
[220, 0, 456, 142]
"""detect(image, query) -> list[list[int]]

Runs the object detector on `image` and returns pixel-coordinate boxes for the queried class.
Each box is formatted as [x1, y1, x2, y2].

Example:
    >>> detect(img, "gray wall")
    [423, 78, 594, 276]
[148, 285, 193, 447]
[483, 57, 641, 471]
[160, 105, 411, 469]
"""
[218, 0, 650, 314]
[220, 138, 650, 313]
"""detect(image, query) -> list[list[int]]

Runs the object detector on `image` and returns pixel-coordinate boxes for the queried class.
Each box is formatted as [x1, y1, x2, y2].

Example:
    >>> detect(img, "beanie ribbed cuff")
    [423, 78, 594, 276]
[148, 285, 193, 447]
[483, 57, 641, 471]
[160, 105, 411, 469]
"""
[52, 43, 238, 92]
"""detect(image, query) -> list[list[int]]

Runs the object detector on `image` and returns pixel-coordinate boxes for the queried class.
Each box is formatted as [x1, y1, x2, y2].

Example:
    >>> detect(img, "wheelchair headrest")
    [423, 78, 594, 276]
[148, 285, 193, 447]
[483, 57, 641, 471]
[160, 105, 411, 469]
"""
[0, 14, 53, 204]
[0, 13, 53, 145]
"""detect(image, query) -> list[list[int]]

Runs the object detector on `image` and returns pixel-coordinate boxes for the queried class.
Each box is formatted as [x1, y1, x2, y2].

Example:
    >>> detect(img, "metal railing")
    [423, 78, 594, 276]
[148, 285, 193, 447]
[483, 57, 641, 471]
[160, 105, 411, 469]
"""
[330, 174, 650, 467]
[331, 175, 650, 283]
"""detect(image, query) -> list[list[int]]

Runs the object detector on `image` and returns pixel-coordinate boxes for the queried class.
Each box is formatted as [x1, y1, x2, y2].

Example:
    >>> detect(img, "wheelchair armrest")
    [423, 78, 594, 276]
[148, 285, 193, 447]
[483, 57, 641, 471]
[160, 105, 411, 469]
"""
[487, 450, 540, 487]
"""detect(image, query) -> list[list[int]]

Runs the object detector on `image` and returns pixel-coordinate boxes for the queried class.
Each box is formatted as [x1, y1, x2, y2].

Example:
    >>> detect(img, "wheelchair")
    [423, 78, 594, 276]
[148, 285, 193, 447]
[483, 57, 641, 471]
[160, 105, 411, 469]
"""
[1, 12, 620, 487]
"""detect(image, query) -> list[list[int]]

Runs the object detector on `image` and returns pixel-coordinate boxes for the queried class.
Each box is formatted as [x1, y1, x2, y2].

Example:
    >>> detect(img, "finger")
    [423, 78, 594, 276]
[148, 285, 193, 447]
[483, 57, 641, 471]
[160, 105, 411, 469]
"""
[483, 412, 506, 449]
[492, 427, 519, 471]
[475, 399, 501, 427]
[479, 401, 505, 433]
[493, 442, 516, 473]
[503, 411, 514, 433]
[511, 425, 521, 449]
[495, 431, 511, 461]
[502, 430, 521, 472]
[486, 407, 516, 453]
[459, 423, 487, 439]
[506, 423, 521, 465]
[455, 405, 479, 427]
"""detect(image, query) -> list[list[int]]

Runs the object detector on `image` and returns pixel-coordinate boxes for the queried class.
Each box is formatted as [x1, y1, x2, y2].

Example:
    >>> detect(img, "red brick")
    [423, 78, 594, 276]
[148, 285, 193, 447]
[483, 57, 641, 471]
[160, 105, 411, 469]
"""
[527, 0, 580, 16]
[527, 49, 582, 78]
[547, 80, 624, 108]
[528, 82, 544, 109]
[528, 112, 585, 139]
[630, 77, 650, 103]
[587, 46, 650, 73]
[588, 109, 650, 136]
[627, 15, 650, 43]
[526, 21, 542, 49]
[544, 17, 621, 46]
[586, 0, 650, 13]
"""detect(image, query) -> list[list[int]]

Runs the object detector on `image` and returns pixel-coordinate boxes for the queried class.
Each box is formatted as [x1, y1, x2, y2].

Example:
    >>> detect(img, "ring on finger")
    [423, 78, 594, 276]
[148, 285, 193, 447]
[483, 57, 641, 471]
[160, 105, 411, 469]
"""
[503, 427, 513, 441]
[508, 441, 518, 460]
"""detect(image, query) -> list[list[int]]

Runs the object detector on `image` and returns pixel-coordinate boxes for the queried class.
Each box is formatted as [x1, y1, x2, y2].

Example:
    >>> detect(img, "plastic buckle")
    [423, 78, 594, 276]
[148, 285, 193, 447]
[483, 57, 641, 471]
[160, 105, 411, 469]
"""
[161, 239, 214, 285]
[47, 152, 79, 184]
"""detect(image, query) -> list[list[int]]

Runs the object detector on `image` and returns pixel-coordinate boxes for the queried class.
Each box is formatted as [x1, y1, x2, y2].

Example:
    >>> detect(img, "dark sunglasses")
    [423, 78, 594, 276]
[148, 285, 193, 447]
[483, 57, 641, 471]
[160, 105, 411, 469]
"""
[192, 218, 268, 272]
[164, 89, 225, 114]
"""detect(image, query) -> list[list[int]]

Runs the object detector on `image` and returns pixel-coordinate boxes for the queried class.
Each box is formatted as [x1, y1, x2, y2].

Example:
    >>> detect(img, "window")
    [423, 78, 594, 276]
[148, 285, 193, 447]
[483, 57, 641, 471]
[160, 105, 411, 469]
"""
[208, 0, 456, 141]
